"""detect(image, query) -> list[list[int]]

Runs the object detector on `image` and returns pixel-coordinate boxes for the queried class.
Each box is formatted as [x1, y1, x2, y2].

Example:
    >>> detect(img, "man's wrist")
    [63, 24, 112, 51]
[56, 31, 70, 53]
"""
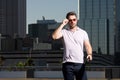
[88, 54, 92, 55]
[61, 23, 66, 27]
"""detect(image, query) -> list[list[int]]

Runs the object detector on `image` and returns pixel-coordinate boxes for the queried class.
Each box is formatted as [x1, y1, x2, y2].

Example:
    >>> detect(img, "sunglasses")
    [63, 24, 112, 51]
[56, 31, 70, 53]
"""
[69, 19, 77, 22]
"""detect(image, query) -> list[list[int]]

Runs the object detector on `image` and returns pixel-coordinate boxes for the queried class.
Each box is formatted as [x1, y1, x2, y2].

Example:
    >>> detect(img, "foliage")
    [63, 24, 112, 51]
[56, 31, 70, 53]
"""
[24, 57, 34, 66]
[15, 57, 34, 71]
[0, 55, 5, 66]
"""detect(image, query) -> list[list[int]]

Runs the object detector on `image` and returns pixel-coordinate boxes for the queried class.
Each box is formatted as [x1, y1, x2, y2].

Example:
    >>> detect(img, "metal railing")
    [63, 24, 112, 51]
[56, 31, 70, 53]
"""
[0, 65, 120, 70]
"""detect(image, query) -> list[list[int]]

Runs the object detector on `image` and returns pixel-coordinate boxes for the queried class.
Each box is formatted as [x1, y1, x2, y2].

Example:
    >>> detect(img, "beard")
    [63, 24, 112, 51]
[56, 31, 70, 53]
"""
[69, 24, 76, 29]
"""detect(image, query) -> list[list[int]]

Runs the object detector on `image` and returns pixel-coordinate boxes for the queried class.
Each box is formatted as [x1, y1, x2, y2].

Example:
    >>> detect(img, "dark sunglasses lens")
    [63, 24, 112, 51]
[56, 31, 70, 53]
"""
[69, 19, 76, 22]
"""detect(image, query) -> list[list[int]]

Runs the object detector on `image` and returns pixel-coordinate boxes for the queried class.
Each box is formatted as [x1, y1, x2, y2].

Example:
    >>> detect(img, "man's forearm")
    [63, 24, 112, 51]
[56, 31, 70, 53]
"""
[86, 46, 92, 55]
[52, 23, 64, 40]
[52, 19, 68, 40]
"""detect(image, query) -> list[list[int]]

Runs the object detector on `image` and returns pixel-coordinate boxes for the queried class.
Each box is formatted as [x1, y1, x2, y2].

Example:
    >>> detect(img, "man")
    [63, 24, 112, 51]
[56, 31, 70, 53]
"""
[52, 11, 92, 80]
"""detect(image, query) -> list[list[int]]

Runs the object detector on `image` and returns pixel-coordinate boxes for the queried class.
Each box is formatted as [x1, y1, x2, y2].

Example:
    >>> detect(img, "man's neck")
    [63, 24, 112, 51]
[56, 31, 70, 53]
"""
[70, 26, 78, 32]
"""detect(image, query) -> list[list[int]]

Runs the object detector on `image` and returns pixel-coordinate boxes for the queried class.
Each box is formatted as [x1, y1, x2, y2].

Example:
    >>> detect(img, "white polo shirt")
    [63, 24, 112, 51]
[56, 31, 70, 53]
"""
[61, 27, 89, 63]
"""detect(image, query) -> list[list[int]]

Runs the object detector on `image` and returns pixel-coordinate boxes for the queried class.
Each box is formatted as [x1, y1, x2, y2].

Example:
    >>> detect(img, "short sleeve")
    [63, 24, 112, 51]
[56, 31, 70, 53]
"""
[84, 31, 89, 41]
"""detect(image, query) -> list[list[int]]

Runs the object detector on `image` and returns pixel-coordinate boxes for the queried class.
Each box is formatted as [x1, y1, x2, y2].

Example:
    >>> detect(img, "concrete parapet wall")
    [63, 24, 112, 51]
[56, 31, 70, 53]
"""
[0, 71, 105, 78]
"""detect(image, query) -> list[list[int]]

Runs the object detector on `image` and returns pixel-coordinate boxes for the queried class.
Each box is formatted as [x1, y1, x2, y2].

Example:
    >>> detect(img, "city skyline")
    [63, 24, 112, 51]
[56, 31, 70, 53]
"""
[27, 0, 78, 33]
[0, 0, 117, 66]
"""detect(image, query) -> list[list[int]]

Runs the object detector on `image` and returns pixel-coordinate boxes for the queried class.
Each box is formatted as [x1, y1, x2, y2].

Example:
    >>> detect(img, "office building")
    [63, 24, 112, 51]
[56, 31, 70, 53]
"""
[78, 0, 120, 55]
[28, 24, 48, 41]
[28, 19, 57, 41]
[0, 0, 26, 38]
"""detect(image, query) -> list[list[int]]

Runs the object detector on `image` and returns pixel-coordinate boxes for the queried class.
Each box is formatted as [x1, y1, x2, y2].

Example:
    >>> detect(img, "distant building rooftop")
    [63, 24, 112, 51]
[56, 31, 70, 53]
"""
[37, 16, 57, 24]
[37, 20, 57, 24]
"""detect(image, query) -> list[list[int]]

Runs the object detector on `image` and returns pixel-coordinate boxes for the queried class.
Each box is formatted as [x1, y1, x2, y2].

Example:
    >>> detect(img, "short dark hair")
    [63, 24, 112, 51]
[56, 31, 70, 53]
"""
[66, 11, 77, 19]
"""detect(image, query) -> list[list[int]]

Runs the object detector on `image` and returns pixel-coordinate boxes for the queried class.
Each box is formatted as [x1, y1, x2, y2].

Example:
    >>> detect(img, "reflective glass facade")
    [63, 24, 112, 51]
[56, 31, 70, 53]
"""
[78, 0, 118, 55]
[0, 0, 26, 38]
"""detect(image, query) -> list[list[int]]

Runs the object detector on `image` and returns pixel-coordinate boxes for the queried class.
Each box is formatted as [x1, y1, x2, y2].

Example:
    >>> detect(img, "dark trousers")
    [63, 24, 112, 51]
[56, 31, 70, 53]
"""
[62, 62, 87, 80]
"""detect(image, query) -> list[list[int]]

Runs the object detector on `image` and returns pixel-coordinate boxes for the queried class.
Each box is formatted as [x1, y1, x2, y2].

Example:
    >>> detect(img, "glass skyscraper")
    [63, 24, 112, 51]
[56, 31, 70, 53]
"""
[0, 0, 26, 38]
[78, 0, 120, 55]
